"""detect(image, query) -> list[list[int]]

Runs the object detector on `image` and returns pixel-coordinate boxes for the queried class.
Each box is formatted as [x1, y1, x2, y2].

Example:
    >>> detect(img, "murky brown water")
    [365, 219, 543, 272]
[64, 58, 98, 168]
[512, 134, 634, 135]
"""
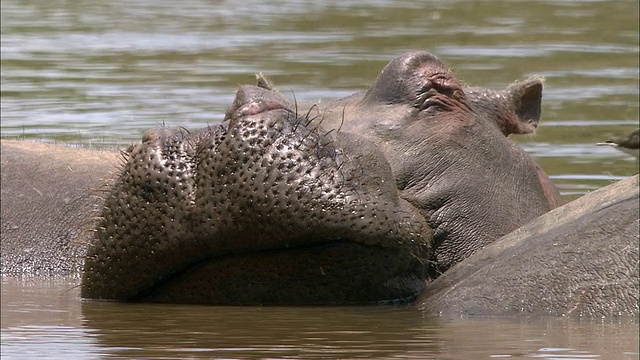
[1, 0, 639, 358]
[2, 278, 638, 359]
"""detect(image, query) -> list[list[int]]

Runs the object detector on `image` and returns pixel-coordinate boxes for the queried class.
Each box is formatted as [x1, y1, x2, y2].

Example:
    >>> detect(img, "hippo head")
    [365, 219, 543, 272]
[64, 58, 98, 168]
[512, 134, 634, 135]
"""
[308, 51, 560, 274]
[81, 85, 433, 304]
[81, 51, 561, 304]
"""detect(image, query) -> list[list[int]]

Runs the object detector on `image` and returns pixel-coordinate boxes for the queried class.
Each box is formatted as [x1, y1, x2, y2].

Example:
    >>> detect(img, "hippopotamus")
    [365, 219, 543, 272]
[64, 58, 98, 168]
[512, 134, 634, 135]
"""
[417, 174, 638, 317]
[2, 51, 637, 317]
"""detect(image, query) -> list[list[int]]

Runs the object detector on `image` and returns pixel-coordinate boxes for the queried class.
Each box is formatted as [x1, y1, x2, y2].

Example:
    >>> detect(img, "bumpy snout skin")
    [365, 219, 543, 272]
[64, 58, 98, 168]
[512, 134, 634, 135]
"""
[82, 86, 432, 304]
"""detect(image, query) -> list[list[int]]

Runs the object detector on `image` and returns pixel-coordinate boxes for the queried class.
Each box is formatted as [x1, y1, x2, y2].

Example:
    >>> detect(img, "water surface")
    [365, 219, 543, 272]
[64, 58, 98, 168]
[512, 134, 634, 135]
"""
[2, 1, 638, 199]
[1, 0, 639, 358]
[2, 278, 638, 359]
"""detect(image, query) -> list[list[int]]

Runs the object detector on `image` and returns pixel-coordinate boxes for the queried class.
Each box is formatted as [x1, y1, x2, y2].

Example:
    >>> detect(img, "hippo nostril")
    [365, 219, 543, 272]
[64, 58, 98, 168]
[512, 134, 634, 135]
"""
[230, 100, 287, 121]
[225, 85, 296, 122]
[246, 101, 283, 116]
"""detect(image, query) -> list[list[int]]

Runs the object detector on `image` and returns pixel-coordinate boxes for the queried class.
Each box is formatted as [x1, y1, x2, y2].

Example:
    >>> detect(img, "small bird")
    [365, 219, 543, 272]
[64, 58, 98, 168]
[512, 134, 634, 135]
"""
[597, 129, 639, 158]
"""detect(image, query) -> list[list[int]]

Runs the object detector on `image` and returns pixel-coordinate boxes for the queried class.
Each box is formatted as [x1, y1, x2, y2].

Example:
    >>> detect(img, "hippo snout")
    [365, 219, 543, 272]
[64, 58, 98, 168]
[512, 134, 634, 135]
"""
[81, 85, 433, 305]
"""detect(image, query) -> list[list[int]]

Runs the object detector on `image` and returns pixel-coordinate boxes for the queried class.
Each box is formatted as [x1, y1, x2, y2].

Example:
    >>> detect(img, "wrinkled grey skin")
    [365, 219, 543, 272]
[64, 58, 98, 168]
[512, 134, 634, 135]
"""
[292, 52, 562, 274]
[81, 51, 561, 304]
[417, 175, 639, 318]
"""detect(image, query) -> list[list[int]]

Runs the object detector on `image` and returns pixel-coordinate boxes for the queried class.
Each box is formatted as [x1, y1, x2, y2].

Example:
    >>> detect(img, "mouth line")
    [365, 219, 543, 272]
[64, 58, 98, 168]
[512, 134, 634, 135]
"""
[128, 238, 423, 305]
[129, 238, 350, 301]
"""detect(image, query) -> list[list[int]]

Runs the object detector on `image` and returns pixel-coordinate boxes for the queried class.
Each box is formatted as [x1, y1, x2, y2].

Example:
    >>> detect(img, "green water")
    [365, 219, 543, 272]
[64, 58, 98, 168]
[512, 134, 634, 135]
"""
[1, 0, 639, 358]
[1, 0, 638, 198]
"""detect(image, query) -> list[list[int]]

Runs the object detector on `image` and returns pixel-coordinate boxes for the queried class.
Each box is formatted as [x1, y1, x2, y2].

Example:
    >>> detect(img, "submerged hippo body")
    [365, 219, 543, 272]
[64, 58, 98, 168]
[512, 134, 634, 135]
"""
[81, 51, 560, 304]
[1, 51, 637, 316]
[417, 175, 639, 317]
[1, 141, 120, 274]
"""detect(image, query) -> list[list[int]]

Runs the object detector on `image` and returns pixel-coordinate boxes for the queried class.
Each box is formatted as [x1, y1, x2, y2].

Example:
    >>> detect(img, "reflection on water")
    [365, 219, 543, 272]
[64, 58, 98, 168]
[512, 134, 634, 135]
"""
[1, 278, 638, 359]
[1, 0, 639, 358]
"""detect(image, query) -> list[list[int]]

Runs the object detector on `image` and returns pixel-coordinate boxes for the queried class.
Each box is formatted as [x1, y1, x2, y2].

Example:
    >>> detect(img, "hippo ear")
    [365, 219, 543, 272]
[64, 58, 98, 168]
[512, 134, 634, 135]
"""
[362, 51, 456, 105]
[503, 78, 543, 134]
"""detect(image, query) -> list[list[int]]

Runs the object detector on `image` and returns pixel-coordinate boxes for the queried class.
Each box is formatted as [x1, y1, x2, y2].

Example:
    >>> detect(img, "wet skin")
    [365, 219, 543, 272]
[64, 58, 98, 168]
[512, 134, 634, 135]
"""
[81, 51, 561, 304]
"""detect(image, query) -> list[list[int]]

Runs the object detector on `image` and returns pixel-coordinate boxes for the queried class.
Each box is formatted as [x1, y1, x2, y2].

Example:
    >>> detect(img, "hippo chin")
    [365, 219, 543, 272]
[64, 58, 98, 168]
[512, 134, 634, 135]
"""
[81, 51, 561, 305]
